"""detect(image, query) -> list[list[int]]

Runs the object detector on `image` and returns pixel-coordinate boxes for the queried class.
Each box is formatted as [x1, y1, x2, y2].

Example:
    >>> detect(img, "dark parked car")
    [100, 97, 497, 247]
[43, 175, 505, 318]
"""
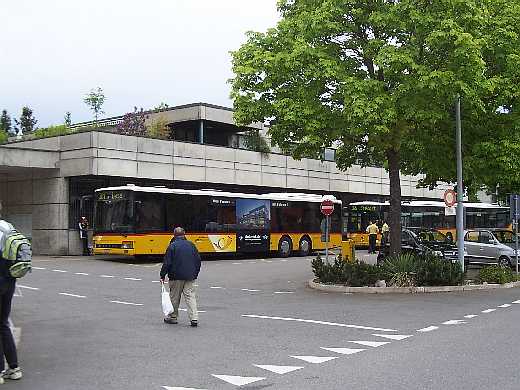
[377, 228, 458, 264]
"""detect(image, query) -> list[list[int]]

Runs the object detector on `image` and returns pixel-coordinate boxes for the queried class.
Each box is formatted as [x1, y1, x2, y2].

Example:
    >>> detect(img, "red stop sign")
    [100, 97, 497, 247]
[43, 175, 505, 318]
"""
[320, 199, 334, 216]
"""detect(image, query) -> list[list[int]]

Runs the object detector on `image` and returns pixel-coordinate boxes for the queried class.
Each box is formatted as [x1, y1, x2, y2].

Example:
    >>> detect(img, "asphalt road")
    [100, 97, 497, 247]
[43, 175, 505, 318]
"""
[9, 251, 520, 390]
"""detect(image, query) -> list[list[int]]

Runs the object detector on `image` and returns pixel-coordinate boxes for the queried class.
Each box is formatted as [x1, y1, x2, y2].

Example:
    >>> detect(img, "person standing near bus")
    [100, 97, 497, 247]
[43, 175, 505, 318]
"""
[381, 221, 390, 247]
[78, 216, 89, 256]
[160, 227, 201, 327]
[366, 221, 379, 254]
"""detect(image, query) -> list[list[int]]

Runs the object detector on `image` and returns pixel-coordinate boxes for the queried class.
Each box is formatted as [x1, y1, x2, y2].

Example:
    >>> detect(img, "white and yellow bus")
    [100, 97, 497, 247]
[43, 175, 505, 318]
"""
[92, 185, 342, 257]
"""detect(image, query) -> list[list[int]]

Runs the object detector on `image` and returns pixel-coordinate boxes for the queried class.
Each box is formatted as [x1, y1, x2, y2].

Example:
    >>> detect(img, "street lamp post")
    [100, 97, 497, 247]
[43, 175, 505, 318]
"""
[456, 95, 465, 273]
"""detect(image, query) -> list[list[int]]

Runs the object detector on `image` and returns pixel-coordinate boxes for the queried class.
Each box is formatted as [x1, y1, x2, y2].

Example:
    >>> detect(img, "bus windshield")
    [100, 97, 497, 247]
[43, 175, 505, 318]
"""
[95, 191, 134, 233]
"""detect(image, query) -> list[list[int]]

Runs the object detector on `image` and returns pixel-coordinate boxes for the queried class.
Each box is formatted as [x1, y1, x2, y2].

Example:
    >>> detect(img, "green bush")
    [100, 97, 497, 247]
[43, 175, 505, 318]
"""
[479, 265, 517, 284]
[33, 124, 71, 139]
[380, 253, 418, 287]
[415, 255, 463, 286]
[312, 255, 382, 286]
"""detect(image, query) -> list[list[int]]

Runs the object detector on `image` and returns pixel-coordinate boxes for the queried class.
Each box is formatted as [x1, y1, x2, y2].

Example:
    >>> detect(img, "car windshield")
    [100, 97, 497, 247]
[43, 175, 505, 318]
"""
[95, 191, 134, 233]
[417, 230, 447, 242]
[493, 230, 516, 244]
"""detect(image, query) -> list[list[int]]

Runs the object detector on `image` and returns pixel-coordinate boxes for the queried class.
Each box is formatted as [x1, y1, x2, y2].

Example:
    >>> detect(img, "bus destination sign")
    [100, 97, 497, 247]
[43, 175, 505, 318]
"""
[97, 192, 124, 201]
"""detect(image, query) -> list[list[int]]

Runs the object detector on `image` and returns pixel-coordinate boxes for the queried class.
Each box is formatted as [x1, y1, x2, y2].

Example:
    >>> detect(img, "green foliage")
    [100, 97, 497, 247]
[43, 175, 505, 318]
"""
[14, 106, 37, 134]
[64, 112, 72, 127]
[84, 87, 106, 126]
[0, 110, 12, 135]
[231, 0, 520, 252]
[380, 253, 418, 287]
[32, 124, 71, 139]
[243, 130, 271, 154]
[0, 129, 7, 144]
[312, 255, 382, 287]
[415, 255, 463, 286]
[116, 107, 147, 136]
[479, 265, 518, 284]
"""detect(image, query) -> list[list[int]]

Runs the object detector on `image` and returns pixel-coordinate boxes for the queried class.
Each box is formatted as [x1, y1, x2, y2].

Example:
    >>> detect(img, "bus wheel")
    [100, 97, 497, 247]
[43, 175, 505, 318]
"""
[278, 237, 292, 258]
[299, 237, 312, 256]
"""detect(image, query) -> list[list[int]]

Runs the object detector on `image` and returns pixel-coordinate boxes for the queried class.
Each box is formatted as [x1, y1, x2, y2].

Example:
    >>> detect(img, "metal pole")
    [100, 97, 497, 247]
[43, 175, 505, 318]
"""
[325, 215, 330, 264]
[515, 219, 518, 275]
[455, 95, 465, 273]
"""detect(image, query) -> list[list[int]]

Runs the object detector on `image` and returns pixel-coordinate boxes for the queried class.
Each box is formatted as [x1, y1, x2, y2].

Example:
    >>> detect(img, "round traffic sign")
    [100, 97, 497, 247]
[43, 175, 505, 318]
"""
[444, 189, 457, 207]
[320, 199, 335, 216]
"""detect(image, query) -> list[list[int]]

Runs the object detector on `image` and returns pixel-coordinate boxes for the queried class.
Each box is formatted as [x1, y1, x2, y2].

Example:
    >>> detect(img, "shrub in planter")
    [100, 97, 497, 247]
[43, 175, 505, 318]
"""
[479, 265, 517, 284]
[379, 253, 418, 287]
[312, 255, 345, 284]
[312, 255, 381, 286]
[415, 255, 463, 286]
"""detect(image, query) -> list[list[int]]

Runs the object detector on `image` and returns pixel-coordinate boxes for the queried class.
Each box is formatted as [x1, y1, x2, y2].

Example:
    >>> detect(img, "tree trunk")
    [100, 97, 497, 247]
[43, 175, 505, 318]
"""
[387, 148, 402, 255]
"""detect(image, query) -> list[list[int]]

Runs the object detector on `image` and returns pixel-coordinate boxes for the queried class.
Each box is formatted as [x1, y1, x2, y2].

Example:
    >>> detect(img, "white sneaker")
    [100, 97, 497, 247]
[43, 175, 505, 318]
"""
[0, 375, 4, 384]
[3, 367, 22, 380]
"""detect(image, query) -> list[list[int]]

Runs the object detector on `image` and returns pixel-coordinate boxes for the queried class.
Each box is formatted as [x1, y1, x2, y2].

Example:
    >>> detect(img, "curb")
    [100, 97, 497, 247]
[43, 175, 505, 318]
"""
[308, 279, 520, 294]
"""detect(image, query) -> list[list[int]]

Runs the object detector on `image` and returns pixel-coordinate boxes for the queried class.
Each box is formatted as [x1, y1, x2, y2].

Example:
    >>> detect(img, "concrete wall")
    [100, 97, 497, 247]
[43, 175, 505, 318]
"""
[0, 170, 69, 255]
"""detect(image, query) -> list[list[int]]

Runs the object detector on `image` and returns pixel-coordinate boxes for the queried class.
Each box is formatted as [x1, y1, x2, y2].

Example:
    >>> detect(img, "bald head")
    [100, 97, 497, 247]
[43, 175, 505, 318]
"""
[173, 227, 185, 237]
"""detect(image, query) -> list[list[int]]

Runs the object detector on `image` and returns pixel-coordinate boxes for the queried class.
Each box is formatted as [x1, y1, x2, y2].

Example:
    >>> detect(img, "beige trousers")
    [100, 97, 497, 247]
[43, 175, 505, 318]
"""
[167, 280, 198, 321]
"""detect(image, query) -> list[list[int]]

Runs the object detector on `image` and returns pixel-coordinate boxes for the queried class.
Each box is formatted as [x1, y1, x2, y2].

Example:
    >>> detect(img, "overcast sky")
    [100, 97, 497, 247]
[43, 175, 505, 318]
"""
[0, 0, 279, 127]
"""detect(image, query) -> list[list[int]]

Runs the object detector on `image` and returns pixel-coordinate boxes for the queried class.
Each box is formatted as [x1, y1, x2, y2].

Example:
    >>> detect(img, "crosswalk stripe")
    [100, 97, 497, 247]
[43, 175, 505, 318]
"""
[417, 326, 439, 332]
[464, 315, 478, 319]
[372, 334, 412, 340]
[512, 300, 520, 304]
[482, 309, 496, 313]
[498, 304, 511, 308]
[59, 293, 86, 298]
[442, 320, 466, 325]
[18, 285, 39, 291]
[212, 374, 265, 386]
[320, 347, 365, 355]
[253, 364, 303, 374]
[347, 340, 389, 348]
[290, 355, 338, 364]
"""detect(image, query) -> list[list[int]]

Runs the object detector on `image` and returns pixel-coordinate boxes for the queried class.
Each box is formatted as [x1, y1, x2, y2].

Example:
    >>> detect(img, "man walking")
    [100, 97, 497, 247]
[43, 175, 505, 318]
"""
[160, 227, 201, 327]
[366, 221, 379, 254]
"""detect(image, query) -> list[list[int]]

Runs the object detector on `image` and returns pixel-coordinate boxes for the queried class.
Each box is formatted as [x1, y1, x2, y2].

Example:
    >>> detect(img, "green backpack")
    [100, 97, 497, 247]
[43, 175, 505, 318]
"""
[2, 231, 32, 278]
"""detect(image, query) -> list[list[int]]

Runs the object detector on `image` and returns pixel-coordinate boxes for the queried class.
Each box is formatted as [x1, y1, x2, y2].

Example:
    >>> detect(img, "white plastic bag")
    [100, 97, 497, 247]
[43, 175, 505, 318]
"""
[161, 283, 174, 317]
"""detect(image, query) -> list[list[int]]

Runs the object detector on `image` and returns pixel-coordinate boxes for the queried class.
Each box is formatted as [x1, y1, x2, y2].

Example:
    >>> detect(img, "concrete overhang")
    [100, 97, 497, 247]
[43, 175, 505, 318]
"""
[0, 146, 59, 170]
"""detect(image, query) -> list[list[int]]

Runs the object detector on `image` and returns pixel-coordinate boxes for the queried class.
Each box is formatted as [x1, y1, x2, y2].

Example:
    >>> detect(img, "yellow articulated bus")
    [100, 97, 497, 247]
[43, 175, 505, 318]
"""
[92, 185, 343, 258]
[345, 200, 510, 248]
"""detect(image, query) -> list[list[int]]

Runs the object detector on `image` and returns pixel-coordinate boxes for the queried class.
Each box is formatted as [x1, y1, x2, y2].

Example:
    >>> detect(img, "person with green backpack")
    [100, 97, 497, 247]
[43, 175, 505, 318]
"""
[0, 220, 25, 383]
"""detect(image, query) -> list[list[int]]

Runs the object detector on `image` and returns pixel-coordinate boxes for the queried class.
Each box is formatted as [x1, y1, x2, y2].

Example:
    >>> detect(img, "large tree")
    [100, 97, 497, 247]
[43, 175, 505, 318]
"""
[231, 0, 520, 254]
[0, 110, 13, 135]
[84, 87, 106, 126]
[14, 106, 38, 134]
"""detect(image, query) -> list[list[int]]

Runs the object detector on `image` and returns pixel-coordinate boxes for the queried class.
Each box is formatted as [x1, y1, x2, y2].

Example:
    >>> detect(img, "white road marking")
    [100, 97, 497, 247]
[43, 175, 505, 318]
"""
[59, 293, 86, 298]
[464, 315, 478, 319]
[347, 340, 389, 348]
[241, 289, 261, 292]
[212, 375, 265, 386]
[242, 315, 397, 332]
[321, 347, 365, 355]
[18, 285, 39, 291]
[178, 308, 207, 313]
[417, 326, 439, 332]
[266, 260, 273, 263]
[442, 320, 467, 325]
[290, 355, 338, 364]
[232, 262, 241, 265]
[110, 300, 143, 306]
[52, 269, 67, 273]
[498, 304, 511, 308]
[210, 286, 225, 289]
[163, 387, 207, 390]
[280, 259, 288, 262]
[75, 272, 89, 276]
[253, 365, 303, 375]
[512, 300, 520, 304]
[372, 334, 412, 340]
[482, 309, 496, 313]
[32, 266, 46, 270]
[124, 277, 142, 281]
[100, 275, 115, 278]
[274, 291, 294, 294]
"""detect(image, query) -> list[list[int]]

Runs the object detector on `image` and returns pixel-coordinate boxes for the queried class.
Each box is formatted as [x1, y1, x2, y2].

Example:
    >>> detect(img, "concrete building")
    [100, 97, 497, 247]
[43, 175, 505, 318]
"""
[0, 103, 450, 255]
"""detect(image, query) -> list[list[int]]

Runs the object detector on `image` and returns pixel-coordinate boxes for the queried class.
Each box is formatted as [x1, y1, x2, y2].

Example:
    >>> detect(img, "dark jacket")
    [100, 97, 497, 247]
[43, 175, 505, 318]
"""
[160, 237, 201, 281]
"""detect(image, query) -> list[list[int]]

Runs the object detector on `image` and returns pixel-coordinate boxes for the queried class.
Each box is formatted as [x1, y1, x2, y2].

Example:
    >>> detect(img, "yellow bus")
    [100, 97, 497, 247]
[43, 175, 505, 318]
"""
[92, 185, 343, 257]
[345, 200, 510, 248]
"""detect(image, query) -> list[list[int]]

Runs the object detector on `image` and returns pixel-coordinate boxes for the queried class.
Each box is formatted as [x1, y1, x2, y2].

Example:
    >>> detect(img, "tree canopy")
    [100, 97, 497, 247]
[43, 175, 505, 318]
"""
[231, 0, 520, 253]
